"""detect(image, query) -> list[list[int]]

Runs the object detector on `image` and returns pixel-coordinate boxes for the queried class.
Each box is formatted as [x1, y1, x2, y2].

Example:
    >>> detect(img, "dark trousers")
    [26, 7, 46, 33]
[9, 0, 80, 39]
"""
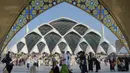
[80, 65, 87, 73]
[27, 63, 29, 69]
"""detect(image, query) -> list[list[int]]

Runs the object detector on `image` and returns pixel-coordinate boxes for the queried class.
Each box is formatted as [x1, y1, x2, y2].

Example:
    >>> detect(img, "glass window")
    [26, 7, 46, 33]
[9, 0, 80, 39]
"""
[100, 42, 109, 53]
[74, 24, 88, 35]
[25, 32, 42, 53]
[17, 42, 25, 53]
[79, 42, 88, 51]
[38, 24, 52, 35]
[58, 42, 67, 51]
[84, 32, 101, 52]
[37, 42, 45, 53]
[64, 32, 81, 52]
[44, 32, 61, 52]
[50, 18, 77, 35]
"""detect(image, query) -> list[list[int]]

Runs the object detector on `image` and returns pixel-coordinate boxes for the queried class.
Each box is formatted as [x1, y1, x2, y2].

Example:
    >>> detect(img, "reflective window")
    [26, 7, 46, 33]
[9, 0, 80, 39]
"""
[25, 32, 42, 53]
[74, 24, 88, 35]
[37, 42, 45, 53]
[64, 32, 81, 52]
[44, 32, 61, 52]
[79, 42, 88, 51]
[58, 42, 67, 51]
[38, 24, 52, 35]
[17, 42, 25, 53]
[84, 32, 101, 52]
[50, 18, 77, 35]
[100, 42, 109, 53]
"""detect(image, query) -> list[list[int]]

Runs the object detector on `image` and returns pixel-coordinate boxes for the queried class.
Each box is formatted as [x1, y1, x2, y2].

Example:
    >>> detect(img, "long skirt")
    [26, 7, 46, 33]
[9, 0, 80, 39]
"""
[60, 64, 69, 73]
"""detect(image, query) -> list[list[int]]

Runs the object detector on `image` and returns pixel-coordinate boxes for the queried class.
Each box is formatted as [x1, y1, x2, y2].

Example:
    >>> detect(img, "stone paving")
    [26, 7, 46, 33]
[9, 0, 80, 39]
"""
[0, 63, 130, 73]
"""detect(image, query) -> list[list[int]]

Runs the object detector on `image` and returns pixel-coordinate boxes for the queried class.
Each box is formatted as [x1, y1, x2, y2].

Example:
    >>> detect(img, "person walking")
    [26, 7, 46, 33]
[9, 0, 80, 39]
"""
[109, 56, 116, 71]
[88, 52, 93, 71]
[26, 57, 31, 69]
[124, 55, 129, 71]
[60, 51, 70, 73]
[93, 57, 101, 72]
[2, 51, 14, 73]
[79, 51, 88, 73]
[66, 51, 71, 69]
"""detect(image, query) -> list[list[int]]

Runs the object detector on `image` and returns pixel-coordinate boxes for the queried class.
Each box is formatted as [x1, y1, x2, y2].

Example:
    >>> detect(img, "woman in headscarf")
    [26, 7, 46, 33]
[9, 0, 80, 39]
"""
[3, 51, 13, 73]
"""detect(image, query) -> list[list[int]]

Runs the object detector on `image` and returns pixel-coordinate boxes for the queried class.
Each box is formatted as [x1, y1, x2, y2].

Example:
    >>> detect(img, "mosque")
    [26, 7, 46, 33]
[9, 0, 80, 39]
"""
[9, 18, 116, 55]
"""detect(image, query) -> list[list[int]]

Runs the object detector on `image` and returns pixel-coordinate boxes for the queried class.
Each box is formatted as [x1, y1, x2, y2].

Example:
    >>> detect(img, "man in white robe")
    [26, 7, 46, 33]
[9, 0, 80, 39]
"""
[64, 51, 71, 69]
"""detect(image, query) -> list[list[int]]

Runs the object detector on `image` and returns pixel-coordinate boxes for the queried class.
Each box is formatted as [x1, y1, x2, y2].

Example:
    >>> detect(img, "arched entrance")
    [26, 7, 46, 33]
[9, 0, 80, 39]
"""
[1, 0, 129, 53]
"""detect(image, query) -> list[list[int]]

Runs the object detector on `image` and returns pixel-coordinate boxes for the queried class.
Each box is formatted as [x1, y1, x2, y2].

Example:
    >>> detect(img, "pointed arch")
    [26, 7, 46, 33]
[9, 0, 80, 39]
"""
[2, 0, 129, 54]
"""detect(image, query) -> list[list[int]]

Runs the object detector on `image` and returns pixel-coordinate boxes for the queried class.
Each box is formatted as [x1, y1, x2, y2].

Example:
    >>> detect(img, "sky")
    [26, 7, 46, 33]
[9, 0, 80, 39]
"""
[7, 2, 127, 53]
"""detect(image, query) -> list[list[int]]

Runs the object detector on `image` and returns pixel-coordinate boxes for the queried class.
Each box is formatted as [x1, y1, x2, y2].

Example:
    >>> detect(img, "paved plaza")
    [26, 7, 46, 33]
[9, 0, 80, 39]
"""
[0, 62, 130, 73]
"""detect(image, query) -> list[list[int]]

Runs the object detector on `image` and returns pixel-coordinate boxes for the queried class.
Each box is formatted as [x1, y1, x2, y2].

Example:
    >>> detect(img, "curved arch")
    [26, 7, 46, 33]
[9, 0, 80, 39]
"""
[84, 32, 101, 52]
[2, 0, 128, 54]
[50, 18, 77, 35]
[38, 24, 53, 35]
[64, 32, 81, 52]
[44, 32, 61, 52]
[25, 32, 42, 53]
[73, 24, 88, 35]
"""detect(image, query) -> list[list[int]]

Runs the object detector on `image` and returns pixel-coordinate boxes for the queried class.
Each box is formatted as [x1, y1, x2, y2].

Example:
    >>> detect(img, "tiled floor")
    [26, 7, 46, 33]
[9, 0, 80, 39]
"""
[0, 63, 130, 73]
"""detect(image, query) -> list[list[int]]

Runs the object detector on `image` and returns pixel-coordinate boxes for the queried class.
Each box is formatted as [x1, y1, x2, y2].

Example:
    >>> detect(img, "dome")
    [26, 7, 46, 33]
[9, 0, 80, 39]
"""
[9, 18, 116, 55]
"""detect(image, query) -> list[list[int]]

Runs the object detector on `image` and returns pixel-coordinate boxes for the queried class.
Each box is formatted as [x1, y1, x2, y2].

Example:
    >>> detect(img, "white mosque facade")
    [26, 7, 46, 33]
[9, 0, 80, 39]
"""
[9, 18, 116, 55]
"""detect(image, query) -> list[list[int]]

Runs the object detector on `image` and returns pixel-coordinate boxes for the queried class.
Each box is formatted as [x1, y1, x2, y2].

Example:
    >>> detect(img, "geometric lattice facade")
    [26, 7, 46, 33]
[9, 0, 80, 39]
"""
[9, 18, 116, 55]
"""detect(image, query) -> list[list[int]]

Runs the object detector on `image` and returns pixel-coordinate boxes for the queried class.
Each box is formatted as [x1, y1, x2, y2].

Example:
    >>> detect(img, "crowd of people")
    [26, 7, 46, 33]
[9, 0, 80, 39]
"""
[0, 51, 130, 73]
